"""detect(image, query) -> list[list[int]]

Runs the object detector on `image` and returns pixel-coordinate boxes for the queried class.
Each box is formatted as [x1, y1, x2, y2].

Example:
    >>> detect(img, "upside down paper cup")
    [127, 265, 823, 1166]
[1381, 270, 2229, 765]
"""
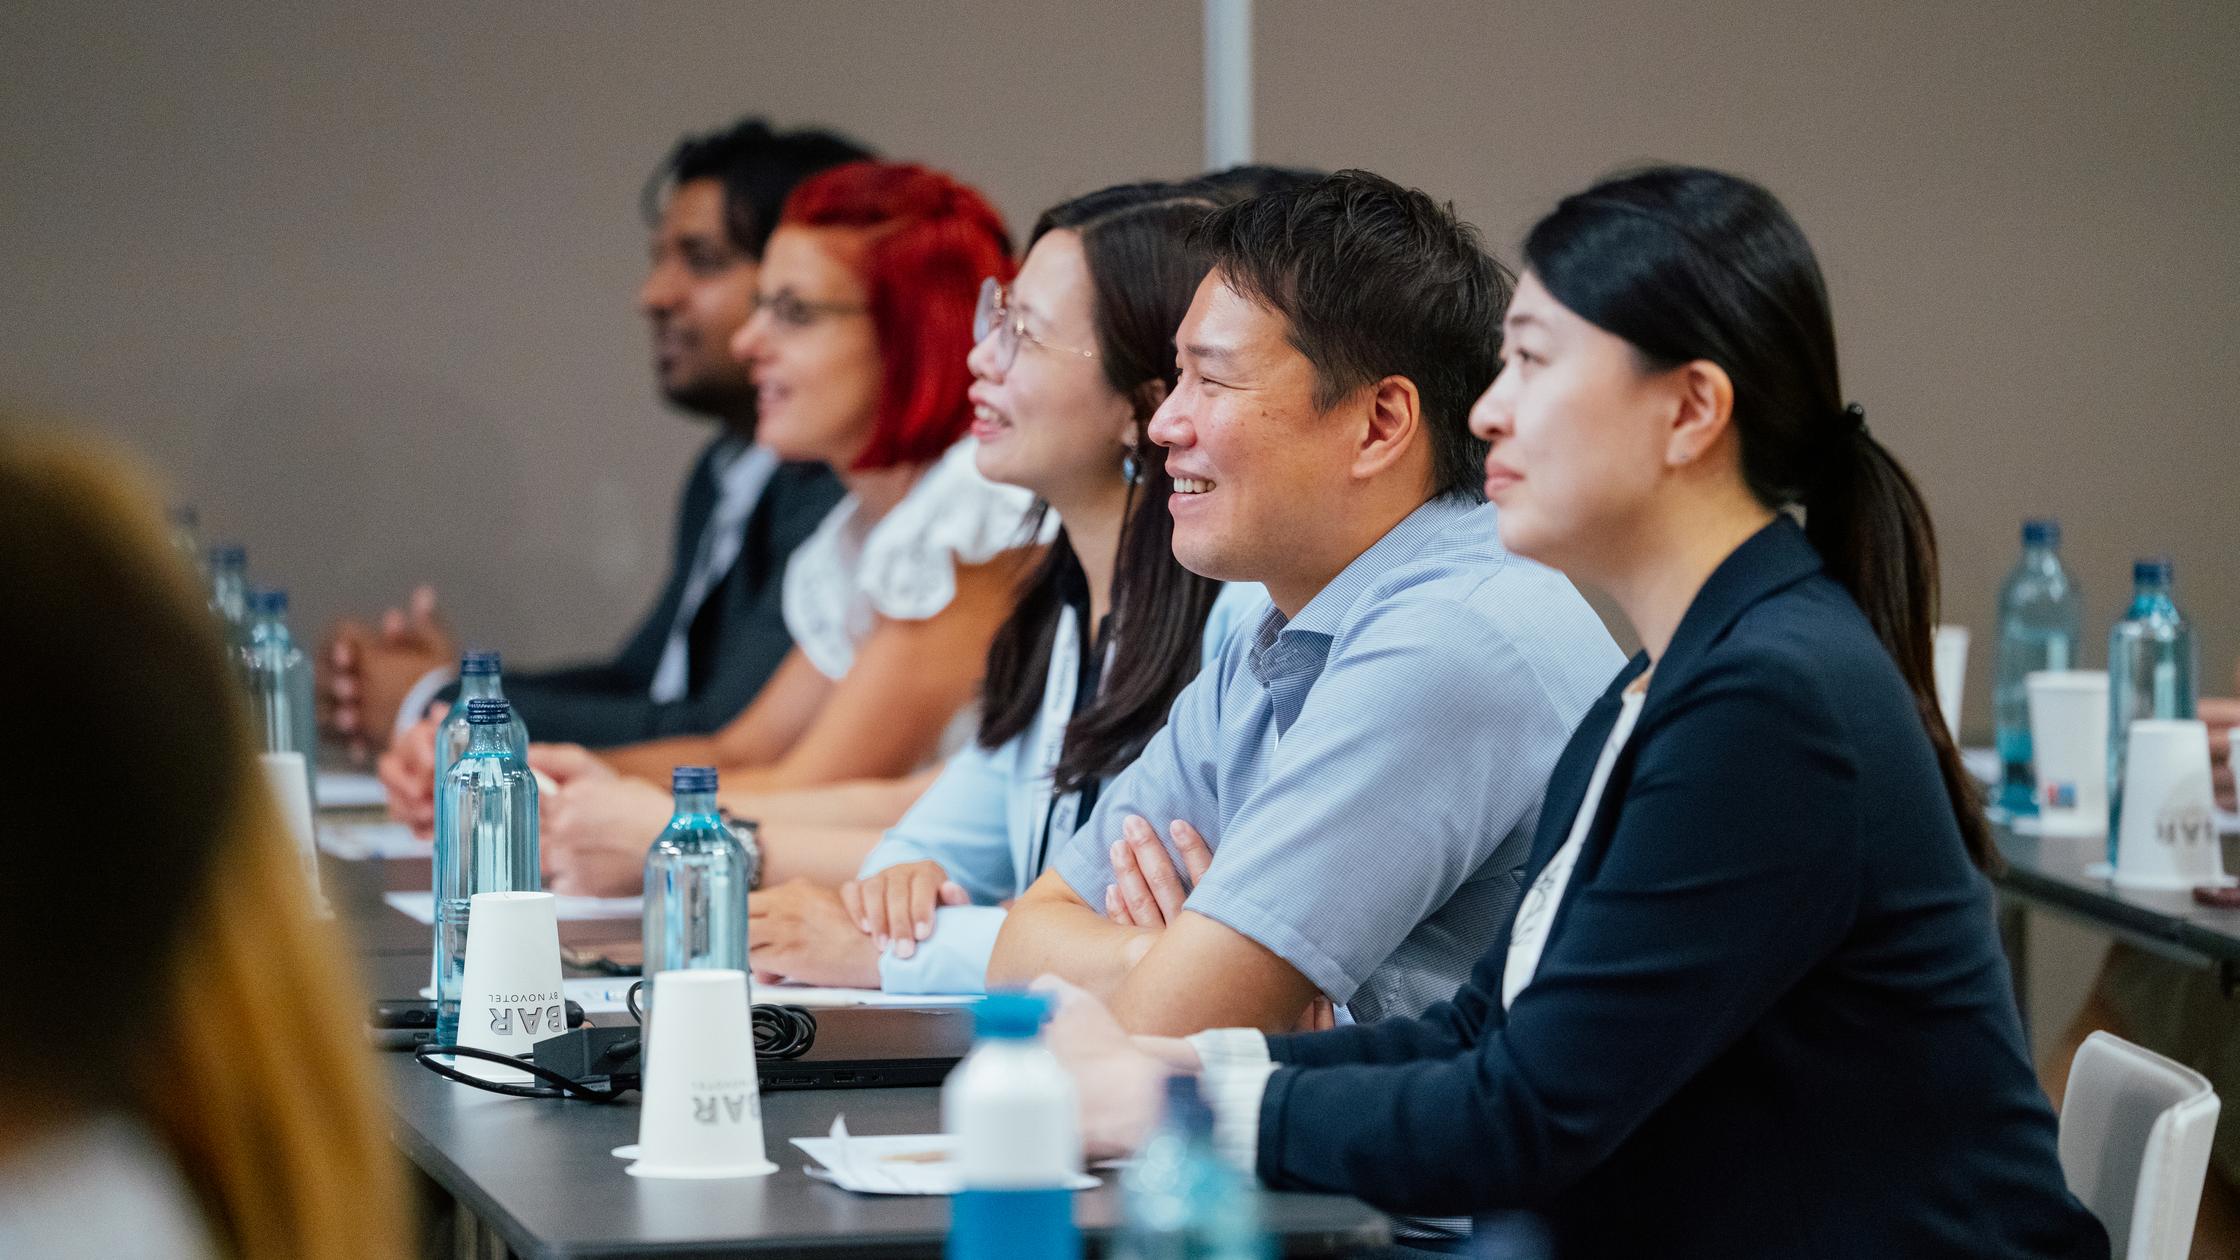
[2026, 670, 2108, 838]
[627, 969, 775, 1179]
[2111, 719, 2232, 890]
[1932, 625, 1969, 742]
[455, 891, 565, 1084]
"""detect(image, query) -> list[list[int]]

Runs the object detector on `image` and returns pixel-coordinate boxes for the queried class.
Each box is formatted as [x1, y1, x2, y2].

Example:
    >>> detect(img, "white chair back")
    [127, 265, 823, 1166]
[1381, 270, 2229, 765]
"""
[2059, 1029, 2221, 1259]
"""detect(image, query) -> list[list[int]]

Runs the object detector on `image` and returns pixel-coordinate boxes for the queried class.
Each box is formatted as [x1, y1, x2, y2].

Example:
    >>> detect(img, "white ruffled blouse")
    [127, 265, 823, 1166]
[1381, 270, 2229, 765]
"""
[782, 437, 1054, 682]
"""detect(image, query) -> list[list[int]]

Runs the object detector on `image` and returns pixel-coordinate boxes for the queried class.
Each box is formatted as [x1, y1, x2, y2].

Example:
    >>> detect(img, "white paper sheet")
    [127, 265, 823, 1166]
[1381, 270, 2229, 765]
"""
[315, 769, 390, 809]
[791, 1117, 1096, 1195]
[320, 819, 430, 860]
[383, 890, 641, 923]
[561, 977, 981, 1016]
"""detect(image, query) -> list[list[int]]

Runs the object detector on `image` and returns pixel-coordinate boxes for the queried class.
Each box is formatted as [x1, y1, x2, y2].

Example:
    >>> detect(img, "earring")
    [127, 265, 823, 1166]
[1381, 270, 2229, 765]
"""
[1121, 445, 1141, 483]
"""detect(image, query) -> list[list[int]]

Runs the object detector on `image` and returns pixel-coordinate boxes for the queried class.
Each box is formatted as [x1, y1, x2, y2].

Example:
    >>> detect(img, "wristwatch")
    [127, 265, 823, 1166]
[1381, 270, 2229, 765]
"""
[717, 806, 764, 890]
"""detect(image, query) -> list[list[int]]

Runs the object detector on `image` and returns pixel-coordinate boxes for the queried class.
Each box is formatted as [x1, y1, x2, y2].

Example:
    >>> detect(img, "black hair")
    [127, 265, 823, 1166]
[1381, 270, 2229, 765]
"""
[639, 117, 874, 258]
[1191, 163, 1328, 203]
[1190, 170, 1512, 500]
[977, 183, 1226, 789]
[1524, 165, 1991, 872]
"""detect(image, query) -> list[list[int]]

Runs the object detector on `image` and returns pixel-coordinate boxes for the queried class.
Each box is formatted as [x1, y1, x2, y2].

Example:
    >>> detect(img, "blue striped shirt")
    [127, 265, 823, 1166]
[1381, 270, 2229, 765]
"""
[1053, 495, 1622, 1023]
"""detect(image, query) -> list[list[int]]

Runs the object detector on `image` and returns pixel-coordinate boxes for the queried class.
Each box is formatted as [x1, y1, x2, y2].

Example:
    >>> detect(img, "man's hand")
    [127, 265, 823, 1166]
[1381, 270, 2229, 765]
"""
[321, 585, 455, 757]
[528, 742, 620, 790]
[542, 771, 670, 896]
[1034, 976, 1172, 1160]
[1102, 816, 1214, 931]
[376, 710, 444, 838]
[841, 860, 970, 959]
[747, 879, 881, 989]
[2206, 694, 2238, 812]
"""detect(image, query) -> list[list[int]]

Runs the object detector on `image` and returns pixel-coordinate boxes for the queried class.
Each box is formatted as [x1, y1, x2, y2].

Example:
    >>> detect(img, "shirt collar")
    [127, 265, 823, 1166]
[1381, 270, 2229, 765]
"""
[1246, 493, 1479, 685]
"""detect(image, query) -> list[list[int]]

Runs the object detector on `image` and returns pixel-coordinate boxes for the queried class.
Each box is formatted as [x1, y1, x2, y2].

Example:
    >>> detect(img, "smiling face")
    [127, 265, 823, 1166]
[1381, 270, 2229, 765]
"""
[730, 226, 881, 467]
[1146, 271, 1361, 599]
[638, 179, 759, 420]
[966, 230, 1136, 506]
[1469, 271, 1678, 576]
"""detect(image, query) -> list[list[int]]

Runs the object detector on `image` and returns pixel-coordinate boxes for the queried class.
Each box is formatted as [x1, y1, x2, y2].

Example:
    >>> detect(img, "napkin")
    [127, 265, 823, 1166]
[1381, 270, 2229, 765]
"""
[791, 1117, 1098, 1195]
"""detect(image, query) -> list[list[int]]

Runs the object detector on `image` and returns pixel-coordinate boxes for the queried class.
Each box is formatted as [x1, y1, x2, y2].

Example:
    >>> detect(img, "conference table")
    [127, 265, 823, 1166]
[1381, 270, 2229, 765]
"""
[324, 831, 1390, 1259]
[1989, 818, 2240, 1025]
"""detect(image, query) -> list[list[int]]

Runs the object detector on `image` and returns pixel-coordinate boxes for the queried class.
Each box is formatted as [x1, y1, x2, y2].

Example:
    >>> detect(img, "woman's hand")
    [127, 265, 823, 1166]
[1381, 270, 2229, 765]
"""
[747, 880, 882, 988]
[375, 710, 443, 838]
[840, 860, 970, 959]
[542, 771, 670, 896]
[1033, 976, 1173, 1160]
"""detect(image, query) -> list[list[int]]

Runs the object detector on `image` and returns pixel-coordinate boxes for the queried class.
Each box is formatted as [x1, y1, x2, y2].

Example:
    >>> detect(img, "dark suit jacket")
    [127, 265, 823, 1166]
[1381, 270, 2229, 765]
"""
[1252, 518, 2107, 1259]
[497, 439, 842, 746]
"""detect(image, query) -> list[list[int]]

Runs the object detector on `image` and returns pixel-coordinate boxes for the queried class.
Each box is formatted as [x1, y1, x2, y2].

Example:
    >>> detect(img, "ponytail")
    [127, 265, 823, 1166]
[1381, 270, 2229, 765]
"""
[1807, 421, 1995, 872]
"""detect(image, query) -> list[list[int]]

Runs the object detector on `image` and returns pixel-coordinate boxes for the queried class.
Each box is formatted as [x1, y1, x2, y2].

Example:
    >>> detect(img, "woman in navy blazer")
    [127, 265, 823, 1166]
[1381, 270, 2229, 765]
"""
[1043, 167, 2108, 1258]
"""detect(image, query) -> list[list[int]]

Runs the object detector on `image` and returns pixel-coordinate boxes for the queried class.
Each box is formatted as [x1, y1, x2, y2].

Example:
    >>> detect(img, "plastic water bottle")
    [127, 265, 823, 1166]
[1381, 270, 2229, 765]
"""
[1117, 1074, 1273, 1260]
[2107, 558, 2197, 860]
[1992, 519, 2084, 814]
[434, 698, 541, 1046]
[205, 543, 250, 662]
[642, 766, 756, 988]
[943, 993, 1082, 1260]
[168, 506, 204, 581]
[435, 651, 529, 787]
[242, 588, 320, 803]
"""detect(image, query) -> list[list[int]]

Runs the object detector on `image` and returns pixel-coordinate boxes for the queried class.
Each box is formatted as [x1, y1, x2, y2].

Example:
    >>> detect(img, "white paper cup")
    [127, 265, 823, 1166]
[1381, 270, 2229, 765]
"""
[2026, 670, 2109, 838]
[2111, 719, 2231, 890]
[627, 969, 775, 1179]
[1932, 625, 1969, 742]
[259, 751, 322, 898]
[455, 891, 565, 1083]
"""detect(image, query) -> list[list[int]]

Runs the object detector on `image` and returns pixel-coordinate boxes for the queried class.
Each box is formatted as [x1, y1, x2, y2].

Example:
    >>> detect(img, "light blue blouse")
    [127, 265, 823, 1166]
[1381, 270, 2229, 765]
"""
[858, 581, 1270, 993]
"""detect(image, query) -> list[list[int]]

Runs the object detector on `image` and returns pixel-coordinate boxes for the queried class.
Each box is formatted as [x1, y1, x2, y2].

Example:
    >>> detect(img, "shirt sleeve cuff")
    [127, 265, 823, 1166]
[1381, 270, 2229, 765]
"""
[391, 665, 458, 741]
[1187, 1028, 1276, 1173]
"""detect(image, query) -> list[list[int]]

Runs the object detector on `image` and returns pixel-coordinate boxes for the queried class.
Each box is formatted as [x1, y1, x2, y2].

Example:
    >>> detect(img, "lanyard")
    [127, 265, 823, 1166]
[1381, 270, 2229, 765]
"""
[1025, 605, 1101, 881]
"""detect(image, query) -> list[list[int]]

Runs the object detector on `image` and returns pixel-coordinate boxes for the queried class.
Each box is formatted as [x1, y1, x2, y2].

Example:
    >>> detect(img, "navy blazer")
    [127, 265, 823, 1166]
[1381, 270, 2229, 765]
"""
[1254, 518, 2106, 1258]
[495, 439, 841, 746]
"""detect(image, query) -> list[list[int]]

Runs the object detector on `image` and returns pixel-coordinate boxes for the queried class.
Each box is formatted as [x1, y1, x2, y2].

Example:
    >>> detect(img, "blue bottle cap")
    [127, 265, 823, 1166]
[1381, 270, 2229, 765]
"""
[672, 765, 718, 794]
[249, 587, 287, 615]
[973, 992, 1051, 1039]
[465, 697, 513, 725]
[460, 649, 502, 675]
[2022, 519, 2059, 546]
[2134, 557, 2173, 585]
[207, 543, 246, 566]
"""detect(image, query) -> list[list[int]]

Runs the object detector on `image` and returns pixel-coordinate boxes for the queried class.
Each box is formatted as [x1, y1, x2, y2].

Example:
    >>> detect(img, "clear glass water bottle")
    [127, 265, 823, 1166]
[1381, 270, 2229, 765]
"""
[205, 543, 250, 663]
[435, 650, 528, 788]
[2107, 558, 2198, 859]
[434, 698, 541, 1046]
[1992, 519, 2084, 814]
[943, 993, 1082, 1260]
[1117, 1074, 1273, 1260]
[242, 587, 320, 804]
[642, 766, 756, 991]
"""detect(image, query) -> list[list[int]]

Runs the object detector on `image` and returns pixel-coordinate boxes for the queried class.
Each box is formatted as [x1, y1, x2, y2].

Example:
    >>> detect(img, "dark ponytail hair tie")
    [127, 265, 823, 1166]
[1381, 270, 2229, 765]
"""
[1842, 402, 1868, 438]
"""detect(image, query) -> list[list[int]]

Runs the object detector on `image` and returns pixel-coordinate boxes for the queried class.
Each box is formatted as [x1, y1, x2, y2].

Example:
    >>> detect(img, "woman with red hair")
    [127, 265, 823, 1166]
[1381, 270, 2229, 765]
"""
[536, 161, 1051, 895]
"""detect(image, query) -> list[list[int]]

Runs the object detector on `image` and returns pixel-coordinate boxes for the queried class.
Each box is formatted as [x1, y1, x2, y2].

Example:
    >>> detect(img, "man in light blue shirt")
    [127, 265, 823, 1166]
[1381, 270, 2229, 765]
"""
[987, 172, 1621, 1036]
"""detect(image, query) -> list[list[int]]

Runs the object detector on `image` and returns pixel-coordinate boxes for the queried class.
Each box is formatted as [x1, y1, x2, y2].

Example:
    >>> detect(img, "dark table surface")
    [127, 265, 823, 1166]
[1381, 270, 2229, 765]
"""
[1991, 820, 2240, 964]
[333, 848, 1390, 1258]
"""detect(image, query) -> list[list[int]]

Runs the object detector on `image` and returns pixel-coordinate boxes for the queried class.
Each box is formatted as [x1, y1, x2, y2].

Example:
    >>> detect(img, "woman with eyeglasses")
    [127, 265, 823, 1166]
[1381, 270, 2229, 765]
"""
[743, 183, 1269, 991]
[534, 160, 1045, 897]
[1039, 166, 2107, 1258]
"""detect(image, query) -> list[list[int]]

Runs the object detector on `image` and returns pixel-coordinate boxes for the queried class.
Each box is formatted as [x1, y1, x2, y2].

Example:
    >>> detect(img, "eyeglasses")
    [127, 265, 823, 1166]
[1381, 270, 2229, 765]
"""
[974, 277, 1096, 373]
[751, 289, 867, 330]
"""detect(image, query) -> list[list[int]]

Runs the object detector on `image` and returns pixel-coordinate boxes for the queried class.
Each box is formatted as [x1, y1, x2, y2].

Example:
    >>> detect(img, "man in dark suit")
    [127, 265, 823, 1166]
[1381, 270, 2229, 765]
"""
[323, 118, 865, 765]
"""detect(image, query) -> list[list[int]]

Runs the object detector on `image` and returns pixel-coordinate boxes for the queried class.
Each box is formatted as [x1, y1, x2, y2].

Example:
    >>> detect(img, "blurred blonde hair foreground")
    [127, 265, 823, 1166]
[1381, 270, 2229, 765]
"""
[0, 422, 409, 1259]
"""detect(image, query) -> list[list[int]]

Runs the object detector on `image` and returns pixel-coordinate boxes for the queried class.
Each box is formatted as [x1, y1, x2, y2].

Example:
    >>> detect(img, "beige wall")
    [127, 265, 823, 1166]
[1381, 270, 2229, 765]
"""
[4, 1, 2236, 724]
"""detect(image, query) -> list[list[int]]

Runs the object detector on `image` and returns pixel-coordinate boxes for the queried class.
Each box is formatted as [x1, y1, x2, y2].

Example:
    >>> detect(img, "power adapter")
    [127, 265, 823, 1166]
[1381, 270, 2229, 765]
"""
[531, 1025, 642, 1088]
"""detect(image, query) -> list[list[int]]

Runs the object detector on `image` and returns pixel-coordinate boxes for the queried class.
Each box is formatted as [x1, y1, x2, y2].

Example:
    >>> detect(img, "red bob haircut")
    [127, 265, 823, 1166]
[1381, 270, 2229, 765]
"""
[779, 160, 1014, 471]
